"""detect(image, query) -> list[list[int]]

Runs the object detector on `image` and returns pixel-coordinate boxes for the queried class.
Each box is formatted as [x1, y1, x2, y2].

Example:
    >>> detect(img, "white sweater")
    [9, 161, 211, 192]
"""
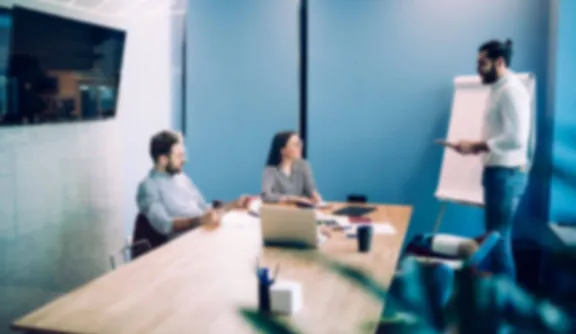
[482, 71, 532, 168]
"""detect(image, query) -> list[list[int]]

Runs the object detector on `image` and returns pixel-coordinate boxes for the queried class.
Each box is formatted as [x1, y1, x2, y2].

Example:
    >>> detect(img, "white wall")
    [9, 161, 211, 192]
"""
[0, 0, 175, 330]
[171, 12, 186, 132]
[118, 12, 174, 236]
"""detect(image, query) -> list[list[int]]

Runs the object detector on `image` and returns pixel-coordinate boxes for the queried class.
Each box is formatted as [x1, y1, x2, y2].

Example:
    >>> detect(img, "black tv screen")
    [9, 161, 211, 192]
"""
[0, 8, 10, 119]
[1, 6, 126, 126]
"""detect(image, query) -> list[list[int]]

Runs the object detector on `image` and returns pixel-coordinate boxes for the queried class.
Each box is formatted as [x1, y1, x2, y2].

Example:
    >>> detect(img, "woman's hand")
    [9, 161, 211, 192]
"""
[311, 192, 323, 205]
[234, 195, 251, 209]
[283, 195, 313, 206]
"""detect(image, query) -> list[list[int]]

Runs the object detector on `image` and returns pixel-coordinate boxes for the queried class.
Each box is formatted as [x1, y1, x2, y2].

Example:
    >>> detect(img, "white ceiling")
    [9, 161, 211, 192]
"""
[36, 0, 186, 16]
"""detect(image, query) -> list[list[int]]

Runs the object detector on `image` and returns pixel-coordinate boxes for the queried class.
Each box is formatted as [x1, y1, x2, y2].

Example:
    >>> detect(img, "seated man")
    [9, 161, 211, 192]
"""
[136, 130, 249, 242]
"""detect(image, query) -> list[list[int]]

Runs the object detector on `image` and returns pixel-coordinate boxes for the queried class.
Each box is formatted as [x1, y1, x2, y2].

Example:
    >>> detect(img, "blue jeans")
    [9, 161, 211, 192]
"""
[481, 166, 527, 280]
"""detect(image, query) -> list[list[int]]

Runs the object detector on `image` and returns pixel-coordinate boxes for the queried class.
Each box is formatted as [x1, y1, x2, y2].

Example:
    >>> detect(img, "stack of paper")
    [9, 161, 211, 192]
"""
[315, 211, 351, 228]
[248, 198, 263, 215]
[221, 211, 260, 228]
[348, 223, 396, 235]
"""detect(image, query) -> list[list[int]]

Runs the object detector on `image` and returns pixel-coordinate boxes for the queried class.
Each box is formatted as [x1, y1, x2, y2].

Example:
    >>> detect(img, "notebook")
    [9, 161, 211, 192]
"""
[332, 206, 376, 217]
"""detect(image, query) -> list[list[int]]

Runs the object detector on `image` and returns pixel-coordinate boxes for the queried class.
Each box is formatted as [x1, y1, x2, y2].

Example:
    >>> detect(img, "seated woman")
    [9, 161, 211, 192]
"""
[261, 131, 322, 205]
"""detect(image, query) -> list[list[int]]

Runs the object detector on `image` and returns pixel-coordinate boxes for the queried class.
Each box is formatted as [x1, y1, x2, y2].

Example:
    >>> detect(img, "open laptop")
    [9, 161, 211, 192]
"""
[260, 205, 323, 249]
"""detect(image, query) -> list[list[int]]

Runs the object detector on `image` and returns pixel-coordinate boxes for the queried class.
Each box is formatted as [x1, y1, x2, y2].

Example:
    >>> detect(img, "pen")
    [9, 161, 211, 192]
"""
[272, 263, 280, 282]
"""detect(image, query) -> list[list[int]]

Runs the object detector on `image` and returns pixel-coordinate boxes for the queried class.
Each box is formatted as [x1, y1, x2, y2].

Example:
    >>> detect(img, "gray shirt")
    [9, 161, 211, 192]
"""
[137, 170, 209, 236]
[261, 159, 317, 202]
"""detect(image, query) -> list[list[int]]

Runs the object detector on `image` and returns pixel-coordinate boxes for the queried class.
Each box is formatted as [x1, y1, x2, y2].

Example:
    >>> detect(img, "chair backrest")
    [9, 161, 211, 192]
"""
[109, 239, 152, 270]
[404, 231, 497, 260]
[132, 213, 168, 259]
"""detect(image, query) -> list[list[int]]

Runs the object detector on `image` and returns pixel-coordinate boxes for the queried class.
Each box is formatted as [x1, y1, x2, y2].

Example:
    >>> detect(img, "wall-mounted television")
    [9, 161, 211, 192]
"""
[0, 6, 126, 126]
[0, 8, 11, 119]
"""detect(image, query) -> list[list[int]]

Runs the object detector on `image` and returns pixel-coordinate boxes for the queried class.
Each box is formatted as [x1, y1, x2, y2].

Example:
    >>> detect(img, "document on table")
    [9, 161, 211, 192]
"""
[314, 201, 331, 209]
[315, 211, 396, 235]
[315, 211, 351, 228]
[349, 222, 396, 235]
[248, 198, 262, 215]
[221, 211, 260, 228]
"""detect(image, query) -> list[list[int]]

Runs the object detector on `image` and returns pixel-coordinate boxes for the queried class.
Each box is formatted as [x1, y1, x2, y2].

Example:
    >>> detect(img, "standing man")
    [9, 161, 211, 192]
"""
[450, 39, 532, 279]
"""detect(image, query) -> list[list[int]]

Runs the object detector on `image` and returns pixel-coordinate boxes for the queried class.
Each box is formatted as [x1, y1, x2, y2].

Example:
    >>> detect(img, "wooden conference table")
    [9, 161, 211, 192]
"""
[12, 202, 411, 334]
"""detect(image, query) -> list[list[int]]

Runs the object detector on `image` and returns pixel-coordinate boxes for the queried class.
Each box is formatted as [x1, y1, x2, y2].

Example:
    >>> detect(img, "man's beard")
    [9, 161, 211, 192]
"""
[480, 66, 498, 84]
[166, 163, 182, 175]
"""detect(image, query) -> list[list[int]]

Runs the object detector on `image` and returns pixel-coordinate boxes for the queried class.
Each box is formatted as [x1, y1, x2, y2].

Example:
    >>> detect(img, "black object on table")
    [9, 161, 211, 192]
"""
[333, 205, 376, 217]
[357, 225, 373, 253]
[347, 194, 367, 203]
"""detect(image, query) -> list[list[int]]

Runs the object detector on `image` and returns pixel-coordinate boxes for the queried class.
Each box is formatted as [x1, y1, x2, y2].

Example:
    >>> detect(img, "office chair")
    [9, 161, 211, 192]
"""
[132, 213, 168, 259]
[403, 231, 501, 275]
[109, 239, 151, 270]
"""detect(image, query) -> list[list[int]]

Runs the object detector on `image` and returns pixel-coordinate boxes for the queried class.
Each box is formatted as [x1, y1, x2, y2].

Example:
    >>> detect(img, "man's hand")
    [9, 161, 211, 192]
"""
[200, 209, 223, 226]
[453, 140, 488, 155]
[454, 140, 477, 155]
[436, 138, 488, 155]
[234, 195, 251, 209]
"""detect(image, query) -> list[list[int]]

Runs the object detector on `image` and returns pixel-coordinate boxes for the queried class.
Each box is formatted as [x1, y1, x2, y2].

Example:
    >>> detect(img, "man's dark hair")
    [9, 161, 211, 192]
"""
[266, 130, 297, 167]
[150, 130, 180, 162]
[479, 39, 513, 66]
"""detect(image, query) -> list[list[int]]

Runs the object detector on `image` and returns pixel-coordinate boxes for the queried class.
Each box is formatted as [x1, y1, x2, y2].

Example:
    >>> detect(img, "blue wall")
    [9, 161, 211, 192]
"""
[551, 0, 576, 224]
[307, 0, 551, 242]
[185, 0, 299, 201]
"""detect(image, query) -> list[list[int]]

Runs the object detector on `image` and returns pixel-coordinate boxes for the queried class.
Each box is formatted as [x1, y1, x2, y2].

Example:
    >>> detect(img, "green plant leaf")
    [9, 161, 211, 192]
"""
[546, 248, 576, 278]
[238, 308, 302, 334]
[315, 255, 388, 300]
[315, 255, 442, 332]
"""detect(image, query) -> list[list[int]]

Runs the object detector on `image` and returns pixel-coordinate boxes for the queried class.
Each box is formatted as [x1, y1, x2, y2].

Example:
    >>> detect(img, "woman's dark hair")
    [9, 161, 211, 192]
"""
[266, 131, 297, 167]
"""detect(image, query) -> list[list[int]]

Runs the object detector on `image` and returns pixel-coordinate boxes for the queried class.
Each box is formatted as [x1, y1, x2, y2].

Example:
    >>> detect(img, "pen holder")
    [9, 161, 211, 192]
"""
[258, 268, 273, 313]
[270, 280, 303, 315]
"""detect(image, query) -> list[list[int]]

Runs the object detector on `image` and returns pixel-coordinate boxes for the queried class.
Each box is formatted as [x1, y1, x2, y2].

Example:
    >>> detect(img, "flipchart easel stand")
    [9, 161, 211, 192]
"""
[432, 198, 484, 233]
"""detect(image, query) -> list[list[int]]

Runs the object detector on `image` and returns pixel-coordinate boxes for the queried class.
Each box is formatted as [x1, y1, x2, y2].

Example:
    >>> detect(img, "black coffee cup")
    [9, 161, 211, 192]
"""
[357, 225, 373, 252]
